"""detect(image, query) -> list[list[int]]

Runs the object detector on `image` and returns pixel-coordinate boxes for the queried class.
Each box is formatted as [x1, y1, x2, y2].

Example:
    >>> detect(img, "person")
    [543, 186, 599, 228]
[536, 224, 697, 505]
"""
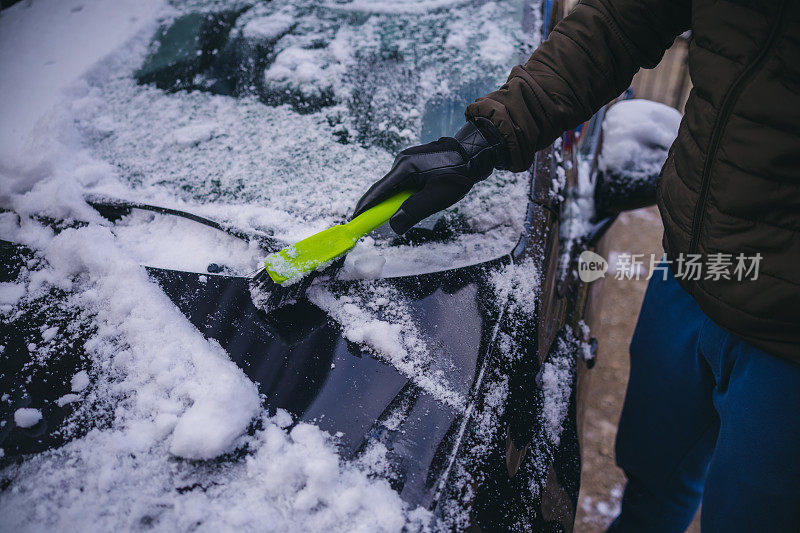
[351, 0, 800, 531]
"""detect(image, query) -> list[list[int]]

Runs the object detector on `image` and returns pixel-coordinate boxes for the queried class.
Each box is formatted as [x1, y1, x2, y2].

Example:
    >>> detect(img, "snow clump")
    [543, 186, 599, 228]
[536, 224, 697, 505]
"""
[70, 370, 91, 392]
[14, 408, 43, 428]
[600, 99, 681, 179]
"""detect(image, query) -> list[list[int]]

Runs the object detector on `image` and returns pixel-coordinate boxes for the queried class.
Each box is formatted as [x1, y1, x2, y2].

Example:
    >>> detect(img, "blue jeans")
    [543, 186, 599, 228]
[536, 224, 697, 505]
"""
[608, 268, 800, 532]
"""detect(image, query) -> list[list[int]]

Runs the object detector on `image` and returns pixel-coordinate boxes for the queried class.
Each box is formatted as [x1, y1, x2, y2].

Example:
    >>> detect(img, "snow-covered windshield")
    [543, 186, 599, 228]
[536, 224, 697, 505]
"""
[76, 0, 533, 276]
[0, 1, 543, 531]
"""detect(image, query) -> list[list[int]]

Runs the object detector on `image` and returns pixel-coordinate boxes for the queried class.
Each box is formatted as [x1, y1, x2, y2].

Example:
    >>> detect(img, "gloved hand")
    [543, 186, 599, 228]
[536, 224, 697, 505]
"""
[351, 117, 509, 235]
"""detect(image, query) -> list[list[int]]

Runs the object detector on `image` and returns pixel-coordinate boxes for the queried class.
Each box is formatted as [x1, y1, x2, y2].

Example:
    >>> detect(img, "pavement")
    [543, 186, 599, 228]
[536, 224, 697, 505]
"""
[574, 206, 701, 532]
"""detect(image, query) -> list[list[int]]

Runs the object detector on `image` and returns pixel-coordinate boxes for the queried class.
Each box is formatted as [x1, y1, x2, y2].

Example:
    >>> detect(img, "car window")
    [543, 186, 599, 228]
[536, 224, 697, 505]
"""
[79, 0, 538, 276]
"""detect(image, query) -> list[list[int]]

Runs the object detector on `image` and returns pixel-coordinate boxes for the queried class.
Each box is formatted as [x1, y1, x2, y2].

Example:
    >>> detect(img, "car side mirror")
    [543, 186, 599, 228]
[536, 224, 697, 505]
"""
[593, 99, 682, 219]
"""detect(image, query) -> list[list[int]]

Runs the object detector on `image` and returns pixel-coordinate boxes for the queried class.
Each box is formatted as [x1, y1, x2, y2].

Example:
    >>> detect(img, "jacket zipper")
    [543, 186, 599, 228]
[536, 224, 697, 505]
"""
[687, 0, 788, 258]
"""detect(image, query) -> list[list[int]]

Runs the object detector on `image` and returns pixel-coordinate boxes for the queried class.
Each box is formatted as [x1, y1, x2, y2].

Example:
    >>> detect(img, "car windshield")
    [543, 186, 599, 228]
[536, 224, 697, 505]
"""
[79, 0, 535, 276]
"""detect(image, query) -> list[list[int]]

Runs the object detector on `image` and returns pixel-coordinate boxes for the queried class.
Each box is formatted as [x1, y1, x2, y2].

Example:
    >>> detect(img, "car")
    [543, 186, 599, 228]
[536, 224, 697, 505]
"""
[0, 0, 676, 530]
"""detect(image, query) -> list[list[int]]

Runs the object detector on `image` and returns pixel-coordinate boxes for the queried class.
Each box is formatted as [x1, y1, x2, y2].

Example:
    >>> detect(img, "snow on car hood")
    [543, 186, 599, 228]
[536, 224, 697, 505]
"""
[0, 0, 540, 530]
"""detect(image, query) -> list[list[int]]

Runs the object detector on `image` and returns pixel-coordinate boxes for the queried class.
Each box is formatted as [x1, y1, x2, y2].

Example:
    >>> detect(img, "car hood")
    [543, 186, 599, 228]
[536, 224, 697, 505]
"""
[1, 238, 507, 512]
[147, 259, 507, 510]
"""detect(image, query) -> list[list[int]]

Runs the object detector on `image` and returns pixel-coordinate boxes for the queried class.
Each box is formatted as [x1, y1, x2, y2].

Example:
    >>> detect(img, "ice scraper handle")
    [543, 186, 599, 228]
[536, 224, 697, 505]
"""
[261, 190, 416, 285]
[351, 118, 509, 235]
[346, 190, 415, 236]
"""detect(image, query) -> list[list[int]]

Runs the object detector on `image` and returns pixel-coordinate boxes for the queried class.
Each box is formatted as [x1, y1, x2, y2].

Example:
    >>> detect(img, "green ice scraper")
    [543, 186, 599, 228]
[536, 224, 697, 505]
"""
[263, 190, 413, 285]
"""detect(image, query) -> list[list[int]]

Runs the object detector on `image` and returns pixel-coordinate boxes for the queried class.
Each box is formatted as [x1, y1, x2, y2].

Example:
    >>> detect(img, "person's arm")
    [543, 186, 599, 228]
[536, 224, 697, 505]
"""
[467, 0, 691, 171]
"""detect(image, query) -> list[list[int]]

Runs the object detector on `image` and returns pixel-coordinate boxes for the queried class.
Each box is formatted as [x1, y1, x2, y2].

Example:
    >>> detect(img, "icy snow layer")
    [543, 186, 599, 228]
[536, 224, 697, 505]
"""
[600, 99, 682, 180]
[436, 256, 586, 529]
[0, 0, 540, 529]
[70, 370, 91, 392]
[0, 0, 164, 164]
[70, 0, 530, 276]
[307, 280, 466, 410]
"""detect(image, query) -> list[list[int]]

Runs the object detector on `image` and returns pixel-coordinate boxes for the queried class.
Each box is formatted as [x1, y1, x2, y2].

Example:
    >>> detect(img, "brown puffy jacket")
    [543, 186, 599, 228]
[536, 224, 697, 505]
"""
[466, 0, 800, 362]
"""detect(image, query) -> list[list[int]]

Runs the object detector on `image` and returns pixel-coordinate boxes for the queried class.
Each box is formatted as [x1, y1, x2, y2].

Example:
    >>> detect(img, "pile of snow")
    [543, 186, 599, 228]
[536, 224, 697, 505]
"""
[13, 408, 42, 429]
[241, 8, 295, 40]
[490, 256, 541, 319]
[70, 370, 90, 392]
[55, 394, 82, 407]
[489, 255, 542, 364]
[265, 46, 342, 99]
[0, 282, 26, 309]
[2, 220, 263, 460]
[1, 180, 429, 531]
[0, 410, 430, 532]
[110, 209, 263, 274]
[351, 252, 387, 279]
[599, 99, 682, 180]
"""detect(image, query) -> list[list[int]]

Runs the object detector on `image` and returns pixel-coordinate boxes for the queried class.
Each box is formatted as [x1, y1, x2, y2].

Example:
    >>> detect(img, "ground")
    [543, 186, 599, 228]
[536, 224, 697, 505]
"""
[576, 206, 701, 533]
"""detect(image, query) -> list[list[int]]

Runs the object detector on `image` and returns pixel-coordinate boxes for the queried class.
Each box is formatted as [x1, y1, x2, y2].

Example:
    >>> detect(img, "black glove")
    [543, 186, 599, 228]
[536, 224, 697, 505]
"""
[351, 117, 509, 235]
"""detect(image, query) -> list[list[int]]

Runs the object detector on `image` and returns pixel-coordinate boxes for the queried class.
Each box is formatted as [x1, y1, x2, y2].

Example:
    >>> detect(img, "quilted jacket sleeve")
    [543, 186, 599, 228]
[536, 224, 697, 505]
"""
[466, 0, 691, 172]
